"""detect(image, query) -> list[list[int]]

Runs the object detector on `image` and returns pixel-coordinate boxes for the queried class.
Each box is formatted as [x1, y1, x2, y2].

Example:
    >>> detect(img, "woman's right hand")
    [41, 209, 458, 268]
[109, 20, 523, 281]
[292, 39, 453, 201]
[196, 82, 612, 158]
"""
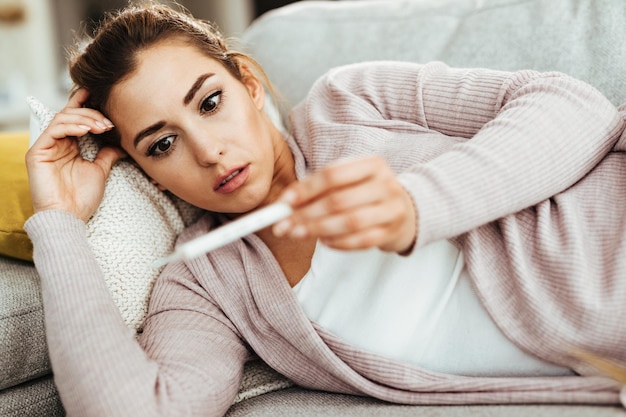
[25, 89, 125, 222]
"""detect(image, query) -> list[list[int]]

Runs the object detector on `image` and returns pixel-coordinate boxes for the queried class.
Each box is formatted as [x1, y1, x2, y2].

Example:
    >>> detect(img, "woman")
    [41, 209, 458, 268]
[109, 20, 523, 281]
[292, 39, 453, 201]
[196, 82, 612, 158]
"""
[25, 2, 626, 416]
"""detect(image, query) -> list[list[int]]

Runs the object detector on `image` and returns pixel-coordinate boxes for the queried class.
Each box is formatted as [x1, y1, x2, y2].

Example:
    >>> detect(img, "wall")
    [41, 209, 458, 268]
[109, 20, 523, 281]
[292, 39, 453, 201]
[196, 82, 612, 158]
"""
[0, 0, 61, 130]
[0, 0, 255, 131]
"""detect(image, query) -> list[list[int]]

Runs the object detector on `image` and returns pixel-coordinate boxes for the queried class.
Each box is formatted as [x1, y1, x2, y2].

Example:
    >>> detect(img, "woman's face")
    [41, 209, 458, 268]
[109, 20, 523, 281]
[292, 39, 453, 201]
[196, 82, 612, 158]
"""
[107, 39, 289, 215]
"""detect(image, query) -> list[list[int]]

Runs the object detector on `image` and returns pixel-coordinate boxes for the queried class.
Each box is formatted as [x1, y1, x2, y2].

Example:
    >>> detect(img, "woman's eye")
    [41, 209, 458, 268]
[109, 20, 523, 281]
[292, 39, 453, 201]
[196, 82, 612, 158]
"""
[200, 91, 221, 114]
[146, 135, 175, 157]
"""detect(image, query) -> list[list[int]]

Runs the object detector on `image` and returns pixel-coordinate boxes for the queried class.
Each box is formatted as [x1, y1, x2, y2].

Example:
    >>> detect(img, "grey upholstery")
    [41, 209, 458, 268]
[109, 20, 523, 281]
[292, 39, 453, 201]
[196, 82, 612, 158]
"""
[0, 257, 50, 391]
[225, 388, 626, 417]
[241, 0, 626, 110]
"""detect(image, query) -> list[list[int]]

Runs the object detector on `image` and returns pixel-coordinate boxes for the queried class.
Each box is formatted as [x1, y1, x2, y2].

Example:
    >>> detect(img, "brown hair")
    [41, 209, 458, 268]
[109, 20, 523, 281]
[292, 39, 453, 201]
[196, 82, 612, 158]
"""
[68, 1, 273, 146]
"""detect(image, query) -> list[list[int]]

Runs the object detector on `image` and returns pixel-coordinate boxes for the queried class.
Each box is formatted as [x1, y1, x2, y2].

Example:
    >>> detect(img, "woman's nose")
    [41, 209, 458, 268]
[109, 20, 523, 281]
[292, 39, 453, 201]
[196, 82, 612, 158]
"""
[187, 133, 224, 166]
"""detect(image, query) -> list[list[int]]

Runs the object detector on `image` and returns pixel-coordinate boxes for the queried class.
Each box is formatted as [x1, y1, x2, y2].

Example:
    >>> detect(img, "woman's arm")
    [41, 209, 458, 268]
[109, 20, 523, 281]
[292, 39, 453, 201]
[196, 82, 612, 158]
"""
[25, 210, 249, 417]
[401, 62, 624, 246]
[280, 61, 625, 249]
[24, 90, 248, 416]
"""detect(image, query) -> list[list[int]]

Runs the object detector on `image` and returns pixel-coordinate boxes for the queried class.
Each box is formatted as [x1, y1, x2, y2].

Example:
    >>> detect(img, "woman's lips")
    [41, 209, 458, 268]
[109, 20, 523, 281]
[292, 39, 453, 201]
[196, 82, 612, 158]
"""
[214, 165, 249, 194]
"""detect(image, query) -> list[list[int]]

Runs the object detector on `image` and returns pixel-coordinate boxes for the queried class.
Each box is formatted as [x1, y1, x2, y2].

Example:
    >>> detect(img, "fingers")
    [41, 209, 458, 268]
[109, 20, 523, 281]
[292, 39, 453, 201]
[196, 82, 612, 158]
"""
[278, 157, 378, 207]
[42, 89, 112, 138]
[319, 224, 392, 251]
[67, 87, 89, 108]
[275, 191, 407, 249]
[93, 146, 126, 176]
[298, 203, 403, 249]
[277, 180, 394, 234]
[32, 107, 114, 152]
[50, 110, 114, 135]
[63, 88, 114, 128]
[25, 91, 124, 222]
[273, 156, 418, 253]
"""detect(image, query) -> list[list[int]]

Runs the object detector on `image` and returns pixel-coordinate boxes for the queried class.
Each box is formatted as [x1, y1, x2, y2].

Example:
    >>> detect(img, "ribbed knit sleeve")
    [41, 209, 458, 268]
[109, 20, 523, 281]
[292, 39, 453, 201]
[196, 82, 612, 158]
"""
[290, 61, 624, 248]
[25, 210, 249, 417]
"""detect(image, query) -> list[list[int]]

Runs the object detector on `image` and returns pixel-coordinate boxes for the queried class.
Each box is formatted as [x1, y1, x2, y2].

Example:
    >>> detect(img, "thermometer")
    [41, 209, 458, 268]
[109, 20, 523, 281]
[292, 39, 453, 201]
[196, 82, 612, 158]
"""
[152, 202, 293, 268]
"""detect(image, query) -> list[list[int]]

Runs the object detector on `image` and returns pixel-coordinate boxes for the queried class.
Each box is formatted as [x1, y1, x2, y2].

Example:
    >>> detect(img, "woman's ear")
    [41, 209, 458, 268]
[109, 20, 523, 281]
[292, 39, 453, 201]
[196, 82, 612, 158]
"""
[240, 64, 265, 110]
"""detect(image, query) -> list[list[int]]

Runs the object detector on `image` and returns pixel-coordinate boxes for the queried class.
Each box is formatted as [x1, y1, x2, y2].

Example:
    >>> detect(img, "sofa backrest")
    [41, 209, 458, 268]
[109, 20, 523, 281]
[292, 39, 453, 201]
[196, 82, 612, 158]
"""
[241, 0, 626, 111]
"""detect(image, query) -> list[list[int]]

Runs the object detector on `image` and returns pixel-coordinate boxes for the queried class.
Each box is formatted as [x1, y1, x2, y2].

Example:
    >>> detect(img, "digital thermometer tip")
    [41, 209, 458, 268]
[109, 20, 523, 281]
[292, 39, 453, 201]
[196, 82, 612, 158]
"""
[151, 202, 293, 268]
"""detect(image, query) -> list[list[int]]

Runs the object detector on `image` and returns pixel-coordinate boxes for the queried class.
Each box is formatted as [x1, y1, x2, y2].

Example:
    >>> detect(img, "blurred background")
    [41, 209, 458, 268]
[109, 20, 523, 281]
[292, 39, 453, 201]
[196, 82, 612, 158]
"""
[0, 0, 312, 131]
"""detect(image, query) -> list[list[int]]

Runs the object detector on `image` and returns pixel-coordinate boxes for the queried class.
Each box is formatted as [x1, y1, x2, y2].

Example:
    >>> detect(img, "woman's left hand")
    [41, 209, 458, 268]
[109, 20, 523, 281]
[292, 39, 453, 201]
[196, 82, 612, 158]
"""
[273, 156, 417, 253]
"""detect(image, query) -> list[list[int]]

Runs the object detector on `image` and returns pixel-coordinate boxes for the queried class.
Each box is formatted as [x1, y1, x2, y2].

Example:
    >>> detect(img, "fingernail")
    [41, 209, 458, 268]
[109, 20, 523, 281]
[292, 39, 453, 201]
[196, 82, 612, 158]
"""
[95, 121, 107, 130]
[290, 225, 308, 239]
[280, 190, 297, 205]
[273, 219, 291, 237]
[78, 125, 91, 131]
[103, 118, 114, 128]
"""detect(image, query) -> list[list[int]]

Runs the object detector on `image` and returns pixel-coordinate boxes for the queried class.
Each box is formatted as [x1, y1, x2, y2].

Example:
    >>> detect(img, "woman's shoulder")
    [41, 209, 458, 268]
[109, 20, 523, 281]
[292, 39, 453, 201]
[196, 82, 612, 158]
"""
[310, 60, 428, 90]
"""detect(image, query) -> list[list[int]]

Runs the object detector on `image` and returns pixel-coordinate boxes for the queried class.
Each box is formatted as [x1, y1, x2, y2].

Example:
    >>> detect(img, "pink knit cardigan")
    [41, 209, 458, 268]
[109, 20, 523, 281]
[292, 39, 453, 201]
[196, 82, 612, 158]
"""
[26, 62, 626, 417]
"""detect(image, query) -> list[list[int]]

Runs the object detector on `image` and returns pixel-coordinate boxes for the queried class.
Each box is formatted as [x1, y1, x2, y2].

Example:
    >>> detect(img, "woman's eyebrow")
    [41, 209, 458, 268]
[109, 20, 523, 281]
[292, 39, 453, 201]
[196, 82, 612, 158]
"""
[133, 121, 166, 148]
[132, 73, 216, 148]
[183, 73, 214, 106]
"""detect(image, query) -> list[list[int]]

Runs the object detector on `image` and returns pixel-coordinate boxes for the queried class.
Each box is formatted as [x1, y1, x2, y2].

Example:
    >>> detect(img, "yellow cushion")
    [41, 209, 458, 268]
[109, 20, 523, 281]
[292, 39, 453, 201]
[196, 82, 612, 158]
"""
[0, 131, 33, 261]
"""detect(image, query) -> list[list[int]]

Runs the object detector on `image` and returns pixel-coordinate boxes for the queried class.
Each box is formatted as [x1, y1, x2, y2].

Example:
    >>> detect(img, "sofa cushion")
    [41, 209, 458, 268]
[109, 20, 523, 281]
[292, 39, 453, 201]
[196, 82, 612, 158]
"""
[224, 387, 626, 417]
[0, 375, 63, 417]
[241, 0, 626, 113]
[0, 256, 49, 391]
[0, 131, 34, 261]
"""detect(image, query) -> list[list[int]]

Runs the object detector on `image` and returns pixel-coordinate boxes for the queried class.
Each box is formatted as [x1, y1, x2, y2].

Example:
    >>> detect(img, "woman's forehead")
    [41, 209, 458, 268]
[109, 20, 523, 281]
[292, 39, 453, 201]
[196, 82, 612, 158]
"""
[134, 40, 225, 77]
[109, 43, 224, 110]
[106, 42, 239, 148]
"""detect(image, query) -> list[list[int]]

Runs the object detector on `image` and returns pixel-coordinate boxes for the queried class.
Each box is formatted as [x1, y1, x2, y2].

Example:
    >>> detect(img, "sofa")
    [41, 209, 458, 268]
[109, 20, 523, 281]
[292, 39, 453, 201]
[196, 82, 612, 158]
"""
[1, 0, 626, 415]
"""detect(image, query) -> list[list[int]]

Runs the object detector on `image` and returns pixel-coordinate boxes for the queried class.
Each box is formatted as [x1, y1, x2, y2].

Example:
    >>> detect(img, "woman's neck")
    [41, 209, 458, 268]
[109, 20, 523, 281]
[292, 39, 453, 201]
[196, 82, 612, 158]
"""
[261, 121, 298, 207]
[253, 123, 316, 287]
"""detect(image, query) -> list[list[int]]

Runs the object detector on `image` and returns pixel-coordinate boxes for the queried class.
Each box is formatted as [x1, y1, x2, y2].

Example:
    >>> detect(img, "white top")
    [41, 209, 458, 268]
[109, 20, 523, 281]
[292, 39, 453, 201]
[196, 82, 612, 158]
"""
[293, 240, 573, 377]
